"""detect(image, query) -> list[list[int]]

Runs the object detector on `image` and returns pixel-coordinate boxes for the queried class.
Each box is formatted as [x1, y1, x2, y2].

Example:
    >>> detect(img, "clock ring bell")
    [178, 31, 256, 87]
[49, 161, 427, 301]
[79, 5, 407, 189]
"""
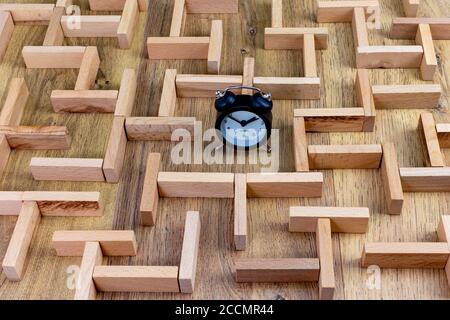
[214, 86, 273, 150]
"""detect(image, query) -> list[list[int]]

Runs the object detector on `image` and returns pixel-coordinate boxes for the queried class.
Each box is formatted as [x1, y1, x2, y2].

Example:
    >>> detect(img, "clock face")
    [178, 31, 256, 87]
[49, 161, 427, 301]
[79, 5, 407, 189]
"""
[219, 110, 268, 148]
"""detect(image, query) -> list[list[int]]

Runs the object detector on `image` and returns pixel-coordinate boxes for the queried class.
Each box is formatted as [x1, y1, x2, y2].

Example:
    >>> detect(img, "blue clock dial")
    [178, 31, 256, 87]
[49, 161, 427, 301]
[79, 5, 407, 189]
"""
[219, 110, 268, 148]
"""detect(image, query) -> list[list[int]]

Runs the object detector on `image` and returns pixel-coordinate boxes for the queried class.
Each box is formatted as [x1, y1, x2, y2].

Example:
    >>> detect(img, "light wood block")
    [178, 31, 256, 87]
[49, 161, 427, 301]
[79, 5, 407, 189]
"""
[355, 69, 375, 132]
[176, 74, 243, 98]
[234, 174, 247, 251]
[0, 135, 11, 178]
[0, 126, 71, 150]
[0, 4, 55, 22]
[415, 24, 438, 81]
[23, 191, 102, 217]
[158, 69, 178, 117]
[271, 0, 283, 28]
[381, 143, 404, 215]
[170, 0, 186, 37]
[2, 201, 40, 281]
[400, 168, 450, 192]
[391, 18, 450, 40]
[419, 113, 445, 167]
[372, 85, 441, 109]
[264, 28, 328, 50]
[289, 206, 370, 233]
[303, 34, 317, 77]
[103, 117, 127, 183]
[235, 258, 320, 283]
[75, 47, 100, 91]
[316, 1, 380, 23]
[316, 219, 335, 300]
[356, 46, 423, 69]
[179, 211, 201, 293]
[308, 144, 382, 170]
[74, 242, 103, 300]
[361, 243, 450, 268]
[22, 46, 86, 69]
[242, 57, 255, 95]
[0, 78, 29, 126]
[436, 123, 450, 149]
[30, 157, 105, 182]
[117, 0, 139, 49]
[253, 77, 320, 100]
[437, 216, 450, 244]
[158, 172, 235, 198]
[0, 12, 14, 61]
[403, 0, 419, 17]
[53, 230, 137, 257]
[51, 90, 118, 113]
[88, 0, 148, 11]
[125, 117, 195, 141]
[139, 153, 161, 226]
[61, 16, 121, 38]
[352, 7, 369, 49]
[0, 192, 23, 216]
[293, 117, 309, 172]
[56, 0, 73, 8]
[147, 37, 210, 60]
[115, 69, 137, 117]
[43, 7, 65, 46]
[185, 0, 238, 14]
[294, 108, 366, 132]
[93, 266, 180, 293]
[246, 172, 323, 198]
[207, 20, 223, 74]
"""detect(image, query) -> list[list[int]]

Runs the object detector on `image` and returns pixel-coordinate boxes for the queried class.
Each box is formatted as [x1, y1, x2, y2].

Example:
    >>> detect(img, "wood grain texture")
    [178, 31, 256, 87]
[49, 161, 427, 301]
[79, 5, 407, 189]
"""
[436, 124, 450, 148]
[419, 113, 445, 167]
[139, 153, 161, 226]
[179, 211, 201, 293]
[400, 168, 450, 192]
[184, 0, 238, 14]
[391, 17, 450, 40]
[43, 7, 65, 46]
[294, 108, 366, 132]
[75, 47, 100, 91]
[293, 117, 309, 172]
[61, 16, 121, 38]
[176, 74, 243, 98]
[115, 69, 137, 117]
[0, 126, 71, 150]
[264, 28, 328, 50]
[0, 4, 54, 22]
[103, 117, 127, 183]
[158, 69, 178, 117]
[415, 24, 438, 81]
[147, 37, 210, 60]
[125, 117, 196, 141]
[74, 242, 103, 300]
[234, 174, 247, 251]
[117, 0, 139, 49]
[316, 1, 379, 23]
[356, 46, 424, 69]
[88, 0, 149, 11]
[372, 85, 441, 109]
[308, 144, 382, 169]
[22, 46, 86, 69]
[170, 0, 186, 37]
[0, 12, 14, 62]
[380, 143, 404, 215]
[316, 219, 335, 300]
[51, 90, 119, 113]
[253, 77, 320, 100]
[0, 78, 29, 127]
[207, 20, 223, 74]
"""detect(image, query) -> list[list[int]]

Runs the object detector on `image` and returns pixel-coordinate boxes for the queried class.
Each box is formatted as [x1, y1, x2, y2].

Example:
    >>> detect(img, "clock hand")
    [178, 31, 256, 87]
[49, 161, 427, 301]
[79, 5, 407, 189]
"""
[244, 117, 259, 125]
[228, 115, 244, 126]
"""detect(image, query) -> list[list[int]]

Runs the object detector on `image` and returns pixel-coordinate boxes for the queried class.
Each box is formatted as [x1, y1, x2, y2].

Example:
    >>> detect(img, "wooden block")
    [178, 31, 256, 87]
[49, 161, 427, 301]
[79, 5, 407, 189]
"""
[88, 0, 148, 11]
[0, 135, 11, 178]
[139, 153, 161, 226]
[316, 219, 335, 300]
[391, 18, 450, 40]
[400, 168, 450, 192]
[115, 69, 137, 117]
[289, 206, 370, 233]
[246, 172, 323, 198]
[419, 113, 445, 167]
[2, 201, 40, 281]
[234, 259, 320, 283]
[242, 57, 255, 95]
[0, 12, 14, 62]
[361, 243, 450, 268]
[0, 192, 23, 216]
[185, 0, 238, 14]
[61, 16, 121, 38]
[355, 69, 375, 132]
[293, 117, 309, 172]
[51, 90, 118, 113]
[179, 211, 201, 293]
[93, 266, 180, 293]
[316, 1, 380, 23]
[147, 37, 210, 60]
[303, 34, 317, 77]
[253, 77, 320, 100]
[30, 157, 105, 182]
[437, 216, 450, 244]
[415, 24, 437, 81]
[0, 4, 55, 23]
[352, 7, 369, 49]
[158, 172, 235, 198]
[117, 0, 139, 49]
[0, 126, 71, 150]
[381, 143, 404, 215]
[234, 174, 247, 251]
[294, 108, 366, 132]
[0, 78, 29, 126]
[372, 85, 441, 109]
[356, 46, 423, 69]
[56, 0, 73, 8]
[170, 0, 186, 37]
[158, 70, 178, 117]
[23, 191, 102, 217]
[75, 47, 100, 91]
[43, 7, 65, 46]
[74, 242, 103, 300]
[271, 0, 283, 28]
[22, 46, 86, 69]
[125, 117, 195, 141]
[264, 28, 328, 50]
[207, 20, 223, 74]
[176, 74, 243, 98]
[53, 230, 137, 257]
[308, 144, 382, 169]
[103, 117, 127, 183]
[403, 0, 419, 17]
[436, 124, 450, 149]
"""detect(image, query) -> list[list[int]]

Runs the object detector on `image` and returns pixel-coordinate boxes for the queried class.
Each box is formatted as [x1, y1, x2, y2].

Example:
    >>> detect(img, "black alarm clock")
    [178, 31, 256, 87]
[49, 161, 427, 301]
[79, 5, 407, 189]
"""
[215, 86, 273, 149]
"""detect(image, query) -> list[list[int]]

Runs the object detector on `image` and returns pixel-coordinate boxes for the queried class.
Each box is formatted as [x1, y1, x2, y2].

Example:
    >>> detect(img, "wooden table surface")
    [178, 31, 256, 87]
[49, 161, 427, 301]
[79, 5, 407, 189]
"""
[0, 0, 450, 300]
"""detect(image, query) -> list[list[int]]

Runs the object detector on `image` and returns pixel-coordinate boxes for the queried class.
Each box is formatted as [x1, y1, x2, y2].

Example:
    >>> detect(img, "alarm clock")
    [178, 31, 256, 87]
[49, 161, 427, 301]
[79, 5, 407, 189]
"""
[215, 86, 273, 149]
